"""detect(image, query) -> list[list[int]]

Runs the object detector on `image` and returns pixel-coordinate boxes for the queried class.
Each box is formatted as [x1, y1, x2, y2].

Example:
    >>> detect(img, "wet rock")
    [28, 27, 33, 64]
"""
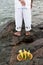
[9, 38, 43, 65]
[36, 22, 43, 30]
[0, 46, 12, 65]
[0, 20, 43, 65]
[0, 20, 15, 38]
[0, 20, 43, 46]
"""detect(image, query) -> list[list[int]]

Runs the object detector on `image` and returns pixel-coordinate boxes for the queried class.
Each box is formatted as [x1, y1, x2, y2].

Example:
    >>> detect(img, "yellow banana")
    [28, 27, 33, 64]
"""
[27, 51, 33, 60]
[27, 50, 30, 56]
[17, 49, 33, 61]
[23, 49, 27, 59]
[19, 50, 23, 58]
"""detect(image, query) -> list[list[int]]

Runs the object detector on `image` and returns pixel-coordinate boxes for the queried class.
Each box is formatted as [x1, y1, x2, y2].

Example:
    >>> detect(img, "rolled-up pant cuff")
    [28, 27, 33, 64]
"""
[16, 27, 31, 31]
[16, 27, 21, 31]
[25, 27, 31, 31]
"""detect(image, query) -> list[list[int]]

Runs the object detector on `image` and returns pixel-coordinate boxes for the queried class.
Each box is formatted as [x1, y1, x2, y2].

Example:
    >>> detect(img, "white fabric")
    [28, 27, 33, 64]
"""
[15, 0, 31, 31]
[15, 0, 31, 8]
[15, 8, 31, 31]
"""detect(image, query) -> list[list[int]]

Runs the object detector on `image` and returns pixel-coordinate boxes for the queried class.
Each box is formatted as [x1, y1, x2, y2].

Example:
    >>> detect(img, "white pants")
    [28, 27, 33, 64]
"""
[15, 8, 31, 31]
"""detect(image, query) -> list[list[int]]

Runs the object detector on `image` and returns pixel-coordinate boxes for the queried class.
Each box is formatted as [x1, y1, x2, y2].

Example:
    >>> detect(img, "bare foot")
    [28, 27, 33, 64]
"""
[14, 31, 21, 36]
[26, 32, 30, 36]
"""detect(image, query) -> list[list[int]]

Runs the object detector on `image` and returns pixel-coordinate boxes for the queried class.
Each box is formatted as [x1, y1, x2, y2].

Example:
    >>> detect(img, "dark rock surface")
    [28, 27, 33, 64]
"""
[9, 38, 43, 65]
[0, 20, 43, 65]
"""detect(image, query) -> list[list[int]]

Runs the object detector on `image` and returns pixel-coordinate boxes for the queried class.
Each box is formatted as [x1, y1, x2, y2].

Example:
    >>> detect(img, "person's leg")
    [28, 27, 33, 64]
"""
[23, 8, 31, 35]
[14, 8, 22, 36]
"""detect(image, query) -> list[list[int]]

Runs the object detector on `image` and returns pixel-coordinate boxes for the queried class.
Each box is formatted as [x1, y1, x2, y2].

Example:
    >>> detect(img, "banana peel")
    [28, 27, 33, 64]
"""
[17, 49, 33, 61]
[17, 54, 26, 61]
[17, 54, 23, 61]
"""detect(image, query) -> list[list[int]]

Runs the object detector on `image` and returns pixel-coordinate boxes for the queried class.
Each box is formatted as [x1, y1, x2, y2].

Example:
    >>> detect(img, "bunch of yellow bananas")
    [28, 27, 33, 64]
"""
[17, 49, 33, 61]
